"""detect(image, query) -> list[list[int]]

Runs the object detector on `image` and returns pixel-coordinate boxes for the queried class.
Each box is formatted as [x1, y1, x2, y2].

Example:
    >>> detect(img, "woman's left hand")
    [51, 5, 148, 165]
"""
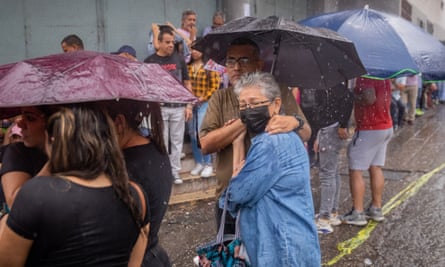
[233, 160, 245, 177]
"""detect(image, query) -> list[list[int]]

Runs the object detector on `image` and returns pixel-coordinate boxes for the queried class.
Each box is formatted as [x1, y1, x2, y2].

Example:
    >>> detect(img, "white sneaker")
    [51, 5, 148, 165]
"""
[330, 213, 342, 226]
[173, 178, 183, 184]
[316, 218, 333, 234]
[315, 213, 342, 226]
[190, 163, 204, 176]
[200, 165, 214, 178]
[173, 173, 183, 184]
[180, 152, 186, 159]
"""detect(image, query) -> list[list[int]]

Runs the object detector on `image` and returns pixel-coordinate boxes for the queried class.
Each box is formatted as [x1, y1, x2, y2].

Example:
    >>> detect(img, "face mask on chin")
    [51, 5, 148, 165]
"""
[240, 105, 271, 134]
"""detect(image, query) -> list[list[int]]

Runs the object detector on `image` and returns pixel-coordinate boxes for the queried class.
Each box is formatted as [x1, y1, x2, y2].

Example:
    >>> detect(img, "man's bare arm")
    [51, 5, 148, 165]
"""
[200, 119, 245, 155]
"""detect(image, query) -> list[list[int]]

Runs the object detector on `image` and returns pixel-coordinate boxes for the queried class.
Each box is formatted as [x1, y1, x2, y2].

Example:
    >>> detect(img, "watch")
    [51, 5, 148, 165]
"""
[294, 115, 304, 131]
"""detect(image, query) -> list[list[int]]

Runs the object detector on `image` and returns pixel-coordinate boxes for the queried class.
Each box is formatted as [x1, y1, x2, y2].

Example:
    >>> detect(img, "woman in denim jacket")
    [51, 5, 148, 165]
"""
[221, 72, 320, 267]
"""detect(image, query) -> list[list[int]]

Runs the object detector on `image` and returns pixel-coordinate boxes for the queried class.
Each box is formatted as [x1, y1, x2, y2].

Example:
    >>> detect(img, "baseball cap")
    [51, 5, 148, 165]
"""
[112, 45, 136, 58]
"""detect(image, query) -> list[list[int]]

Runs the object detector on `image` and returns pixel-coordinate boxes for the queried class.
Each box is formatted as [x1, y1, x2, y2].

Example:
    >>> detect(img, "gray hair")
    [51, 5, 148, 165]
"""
[213, 11, 225, 20]
[234, 72, 281, 101]
[182, 9, 196, 21]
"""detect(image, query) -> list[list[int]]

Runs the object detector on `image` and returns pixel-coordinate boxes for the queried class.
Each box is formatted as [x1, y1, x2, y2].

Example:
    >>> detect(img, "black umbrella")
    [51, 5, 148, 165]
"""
[193, 16, 366, 89]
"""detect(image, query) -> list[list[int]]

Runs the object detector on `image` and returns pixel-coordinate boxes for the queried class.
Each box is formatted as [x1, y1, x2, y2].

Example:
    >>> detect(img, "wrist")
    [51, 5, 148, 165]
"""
[293, 115, 304, 131]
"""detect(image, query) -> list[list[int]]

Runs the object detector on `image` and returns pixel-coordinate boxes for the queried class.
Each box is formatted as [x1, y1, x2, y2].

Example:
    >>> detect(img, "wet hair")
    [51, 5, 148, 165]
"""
[105, 100, 167, 154]
[46, 106, 142, 227]
[234, 72, 281, 101]
[39, 105, 65, 118]
[228, 37, 260, 59]
[182, 9, 196, 21]
[190, 37, 208, 63]
[61, 34, 84, 49]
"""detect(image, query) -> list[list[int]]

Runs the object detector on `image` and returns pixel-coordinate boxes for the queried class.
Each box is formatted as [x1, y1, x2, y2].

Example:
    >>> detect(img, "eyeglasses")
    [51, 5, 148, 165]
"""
[239, 100, 271, 110]
[225, 57, 253, 68]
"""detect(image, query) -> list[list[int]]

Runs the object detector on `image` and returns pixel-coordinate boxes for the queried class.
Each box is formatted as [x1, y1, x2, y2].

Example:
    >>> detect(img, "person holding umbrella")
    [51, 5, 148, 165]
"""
[306, 82, 354, 234]
[199, 37, 311, 234]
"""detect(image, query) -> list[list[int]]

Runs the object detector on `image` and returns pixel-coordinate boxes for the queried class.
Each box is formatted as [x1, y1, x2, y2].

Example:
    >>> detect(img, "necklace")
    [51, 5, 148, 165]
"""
[191, 63, 203, 78]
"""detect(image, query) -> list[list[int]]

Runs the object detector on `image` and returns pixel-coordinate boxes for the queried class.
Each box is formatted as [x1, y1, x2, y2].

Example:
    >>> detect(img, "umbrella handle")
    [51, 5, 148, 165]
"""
[270, 34, 281, 75]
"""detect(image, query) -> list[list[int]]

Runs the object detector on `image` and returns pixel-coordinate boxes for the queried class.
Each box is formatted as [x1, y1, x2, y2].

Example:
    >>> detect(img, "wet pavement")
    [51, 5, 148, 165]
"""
[159, 104, 445, 267]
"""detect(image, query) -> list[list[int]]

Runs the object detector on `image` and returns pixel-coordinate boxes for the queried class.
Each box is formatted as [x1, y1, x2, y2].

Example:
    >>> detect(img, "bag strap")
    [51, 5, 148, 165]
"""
[216, 188, 242, 244]
[130, 181, 147, 221]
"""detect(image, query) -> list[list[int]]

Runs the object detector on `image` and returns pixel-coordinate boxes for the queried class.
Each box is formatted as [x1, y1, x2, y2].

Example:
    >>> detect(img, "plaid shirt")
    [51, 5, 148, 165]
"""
[187, 64, 220, 101]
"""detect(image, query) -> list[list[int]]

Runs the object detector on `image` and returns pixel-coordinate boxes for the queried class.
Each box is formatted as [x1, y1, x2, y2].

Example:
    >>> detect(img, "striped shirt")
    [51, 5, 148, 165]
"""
[187, 64, 220, 101]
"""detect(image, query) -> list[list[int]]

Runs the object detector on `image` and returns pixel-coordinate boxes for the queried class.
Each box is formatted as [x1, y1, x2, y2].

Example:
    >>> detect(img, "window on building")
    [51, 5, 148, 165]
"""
[427, 20, 434, 34]
[402, 0, 412, 21]
[417, 19, 424, 29]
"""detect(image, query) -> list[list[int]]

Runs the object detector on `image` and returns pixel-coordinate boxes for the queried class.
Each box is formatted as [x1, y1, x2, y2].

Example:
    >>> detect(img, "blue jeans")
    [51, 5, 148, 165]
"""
[318, 126, 345, 219]
[187, 102, 212, 165]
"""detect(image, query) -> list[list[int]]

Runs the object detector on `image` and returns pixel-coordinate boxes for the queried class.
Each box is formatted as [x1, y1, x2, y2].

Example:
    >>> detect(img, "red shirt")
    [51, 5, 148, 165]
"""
[354, 77, 393, 131]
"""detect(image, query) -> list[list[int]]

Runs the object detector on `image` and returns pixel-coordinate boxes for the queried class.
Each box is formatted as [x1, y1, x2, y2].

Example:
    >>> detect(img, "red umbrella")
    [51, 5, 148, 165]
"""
[0, 51, 196, 112]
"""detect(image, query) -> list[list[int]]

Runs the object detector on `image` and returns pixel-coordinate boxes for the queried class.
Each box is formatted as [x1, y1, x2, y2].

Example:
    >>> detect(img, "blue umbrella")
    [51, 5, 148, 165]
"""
[300, 5, 445, 81]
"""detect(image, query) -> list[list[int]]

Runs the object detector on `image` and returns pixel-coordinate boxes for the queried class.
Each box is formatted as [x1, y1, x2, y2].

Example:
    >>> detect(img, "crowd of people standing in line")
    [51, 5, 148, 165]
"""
[1, 7, 445, 267]
[0, 9, 229, 267]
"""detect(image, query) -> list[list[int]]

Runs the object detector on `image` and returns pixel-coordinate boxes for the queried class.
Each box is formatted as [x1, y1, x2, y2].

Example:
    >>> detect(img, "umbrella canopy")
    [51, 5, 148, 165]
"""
[193, 16, 366, 89]
[300, 6, 445, 81]
[0, 51, 196, 110]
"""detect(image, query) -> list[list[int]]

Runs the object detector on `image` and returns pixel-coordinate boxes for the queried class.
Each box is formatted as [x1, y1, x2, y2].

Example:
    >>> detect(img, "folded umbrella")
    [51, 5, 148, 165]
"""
[193, 16, 366, 89]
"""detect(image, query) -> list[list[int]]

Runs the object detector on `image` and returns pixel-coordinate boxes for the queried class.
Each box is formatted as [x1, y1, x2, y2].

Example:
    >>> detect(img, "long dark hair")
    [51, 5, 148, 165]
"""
[46, 106, 142, 227]
[105, 100, 167, 154]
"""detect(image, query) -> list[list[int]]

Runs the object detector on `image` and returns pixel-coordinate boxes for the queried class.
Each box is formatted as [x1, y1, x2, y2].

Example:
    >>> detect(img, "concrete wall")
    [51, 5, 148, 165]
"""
[0, 0, 217, 65]
[306, 0, 400, 16]
[221, 0, 307, 22]
[304, 0, 445, 41]
[408, 0, 445, 40]
[1, 0, 444, 66]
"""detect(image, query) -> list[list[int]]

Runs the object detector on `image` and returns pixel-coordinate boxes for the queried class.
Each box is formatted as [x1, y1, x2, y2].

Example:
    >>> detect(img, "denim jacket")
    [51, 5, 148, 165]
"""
[220, 132, 321, 267]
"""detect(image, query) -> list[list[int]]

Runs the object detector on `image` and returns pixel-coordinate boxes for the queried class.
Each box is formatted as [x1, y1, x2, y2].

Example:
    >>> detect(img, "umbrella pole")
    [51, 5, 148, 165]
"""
[270, 34, 281, 75]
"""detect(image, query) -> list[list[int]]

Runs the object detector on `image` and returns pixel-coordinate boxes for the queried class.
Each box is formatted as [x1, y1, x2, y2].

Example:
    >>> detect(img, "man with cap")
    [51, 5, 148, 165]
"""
[112, 45, 137, 61]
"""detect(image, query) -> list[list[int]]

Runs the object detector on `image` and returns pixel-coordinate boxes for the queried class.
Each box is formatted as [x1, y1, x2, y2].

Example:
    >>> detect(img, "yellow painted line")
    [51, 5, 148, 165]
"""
[324, 162, 445, 266]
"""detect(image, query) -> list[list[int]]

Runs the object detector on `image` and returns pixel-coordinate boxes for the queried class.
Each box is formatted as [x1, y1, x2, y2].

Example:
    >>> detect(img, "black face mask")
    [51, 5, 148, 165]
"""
[240, 105, 271, 134]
